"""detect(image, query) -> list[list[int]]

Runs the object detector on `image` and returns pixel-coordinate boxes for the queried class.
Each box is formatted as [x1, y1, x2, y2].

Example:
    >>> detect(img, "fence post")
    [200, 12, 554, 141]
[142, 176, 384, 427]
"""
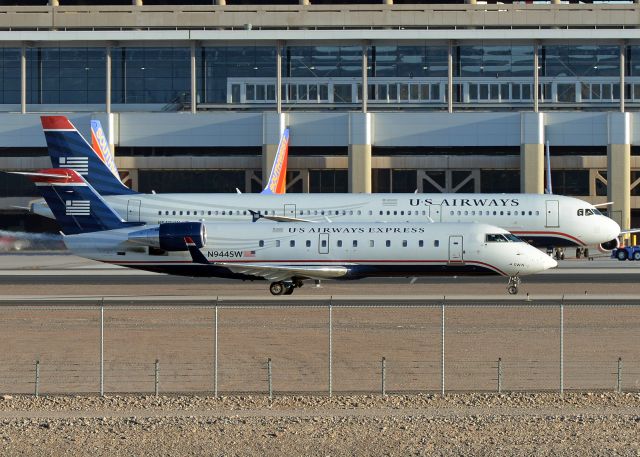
[154, 359, 159, 396]
[100, 299, 104, 397]
[34, 360, 40, 398]
[617, 357, 622, 393]
[441, 302, 445, 396]
[328, 298, 333, 397]
[497, 358, 502, 393]
[268, 358, 273, 401]
[381, 357, 386, 396]
[214, 301, 218, 398]
[559, 301, 564, 397]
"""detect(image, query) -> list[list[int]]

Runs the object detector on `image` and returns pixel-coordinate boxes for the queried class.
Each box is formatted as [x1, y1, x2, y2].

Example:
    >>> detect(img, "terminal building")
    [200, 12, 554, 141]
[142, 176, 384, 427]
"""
[0, 0, 639, 232]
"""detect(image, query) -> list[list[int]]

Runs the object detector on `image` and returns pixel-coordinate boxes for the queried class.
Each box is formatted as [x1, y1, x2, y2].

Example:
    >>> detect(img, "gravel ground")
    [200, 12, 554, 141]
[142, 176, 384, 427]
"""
[0, 393, 639, 456]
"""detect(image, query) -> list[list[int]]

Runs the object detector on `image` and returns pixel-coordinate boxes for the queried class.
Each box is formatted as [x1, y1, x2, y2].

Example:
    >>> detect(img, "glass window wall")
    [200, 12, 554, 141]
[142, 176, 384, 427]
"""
[286, 46, 361, 78]
[26, 47, 105, 104]
[368, 45, 448, 78]
[455, 44, 533, 78]
[201, 46, 276, 104]
[541, 45, 619, 77]
[0, 48, 20, 104]
[111, 47, 189, 104]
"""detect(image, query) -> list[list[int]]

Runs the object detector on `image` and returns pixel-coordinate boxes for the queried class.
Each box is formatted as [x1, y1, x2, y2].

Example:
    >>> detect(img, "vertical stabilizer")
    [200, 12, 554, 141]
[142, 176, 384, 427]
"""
[41, 116, 136, 196]
[261, 128, 289, 195]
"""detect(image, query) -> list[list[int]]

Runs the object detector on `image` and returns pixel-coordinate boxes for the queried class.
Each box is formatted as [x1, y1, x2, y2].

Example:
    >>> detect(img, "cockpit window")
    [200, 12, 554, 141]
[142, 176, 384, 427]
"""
[577, 208, 603, 216]
[485, 233, 522, 243]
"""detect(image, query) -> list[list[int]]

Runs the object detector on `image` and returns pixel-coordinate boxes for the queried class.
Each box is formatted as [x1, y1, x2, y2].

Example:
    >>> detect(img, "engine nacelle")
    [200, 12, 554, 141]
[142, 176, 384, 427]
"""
[128, 222, 207, 252]
[599, 239, 619, 252]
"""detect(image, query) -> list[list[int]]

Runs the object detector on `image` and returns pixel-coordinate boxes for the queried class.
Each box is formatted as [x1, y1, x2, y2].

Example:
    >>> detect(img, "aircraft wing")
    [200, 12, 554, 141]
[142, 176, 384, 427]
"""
[184, 237, 348, 281]
[249, 210, 317, 223]
[214, 262, 348, 282]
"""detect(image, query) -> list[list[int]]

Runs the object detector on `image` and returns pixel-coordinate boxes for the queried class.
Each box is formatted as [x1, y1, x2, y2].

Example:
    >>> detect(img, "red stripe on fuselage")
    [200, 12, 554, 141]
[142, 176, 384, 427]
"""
[510, 230, 585, 246]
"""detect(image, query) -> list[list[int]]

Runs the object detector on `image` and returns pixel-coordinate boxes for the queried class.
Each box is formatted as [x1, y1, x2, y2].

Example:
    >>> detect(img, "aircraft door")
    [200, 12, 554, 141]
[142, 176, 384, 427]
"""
[127, 199, 141, 222]
[448, 235, 464, 263]
[284, 204, 296, 218]
[427, 204, 442, 222]
[545, 200, 559, 227]
[318, 233, 329, 254]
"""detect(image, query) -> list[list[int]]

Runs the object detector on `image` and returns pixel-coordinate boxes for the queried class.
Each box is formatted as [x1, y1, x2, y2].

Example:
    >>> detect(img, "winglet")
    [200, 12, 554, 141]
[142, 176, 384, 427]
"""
[185, 237, 210, 265]
[261, 128, 289, 195]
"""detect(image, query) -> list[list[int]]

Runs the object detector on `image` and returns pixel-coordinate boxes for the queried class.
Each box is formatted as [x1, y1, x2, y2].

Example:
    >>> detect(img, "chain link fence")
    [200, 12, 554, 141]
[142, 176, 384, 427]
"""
[0, 297, 638, 396]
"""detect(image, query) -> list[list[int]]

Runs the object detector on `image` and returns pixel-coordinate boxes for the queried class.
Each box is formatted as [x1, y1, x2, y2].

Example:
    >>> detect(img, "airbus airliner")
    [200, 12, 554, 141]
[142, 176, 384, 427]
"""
[18, 168, 557, 295]
[33, 116, 621, 252]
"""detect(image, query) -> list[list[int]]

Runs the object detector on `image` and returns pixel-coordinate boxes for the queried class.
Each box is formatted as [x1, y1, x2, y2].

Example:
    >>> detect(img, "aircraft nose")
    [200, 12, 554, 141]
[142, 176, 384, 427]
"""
[606, 217, 621, 240]
[542, 253, 558, 270]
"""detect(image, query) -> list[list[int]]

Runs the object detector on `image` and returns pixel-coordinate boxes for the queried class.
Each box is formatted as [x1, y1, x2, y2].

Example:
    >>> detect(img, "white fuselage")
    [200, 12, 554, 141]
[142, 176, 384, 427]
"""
[33, 192, 620, 248]
[64, 221, 557, 280]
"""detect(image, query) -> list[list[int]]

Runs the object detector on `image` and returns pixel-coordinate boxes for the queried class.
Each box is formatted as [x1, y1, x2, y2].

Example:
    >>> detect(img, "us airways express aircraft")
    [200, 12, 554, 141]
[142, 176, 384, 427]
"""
[33, 116, 620, 252]
[18, 168, 557, 295]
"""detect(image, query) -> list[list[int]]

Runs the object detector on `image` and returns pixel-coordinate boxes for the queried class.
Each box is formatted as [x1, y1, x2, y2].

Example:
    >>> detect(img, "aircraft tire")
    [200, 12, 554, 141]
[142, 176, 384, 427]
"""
[633, 251, 640, 261]
[617, 250, 628, 261]
[284, 285, 294, 295]
[269, 282, 285, 295]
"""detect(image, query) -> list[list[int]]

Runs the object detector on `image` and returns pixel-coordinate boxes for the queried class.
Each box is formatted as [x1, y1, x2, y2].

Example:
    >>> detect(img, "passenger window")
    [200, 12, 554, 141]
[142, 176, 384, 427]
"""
[507, 211, 511, 216]
[186, 211, 190, 215]
[434, 240, 440, 247]
[387, 211, 391, 216]
[369, 240, 375, 247]
[207, 211, 211, 216]
[337, 240, 343, 247]
[464, 211, 468, 216]
[402, 240, 407, 247]
[393, 211, 397, 216]
[353, 240, 358, 248]
[158, 210, 161, 216]
[493, 211, 497, 215]
[321, 240, 327, 247]
[529, 211, 532, 216]
[400, 211, 404, 216]
[535, 211, 540, 215]
[379, 211, 383, 216]
[259, 240, 264, 247]
[172, 211, 176, 215]
[386, 240, 391, 247]
[450, 211, 454, 216]
[357, 210, 361, 215]
[408, 210, 412, 216]
[419, 240, 424, 247]
[275, 240, 280, 247]
[306, 240, 311, 248]
[179, 211, 183, 216]
[290, 240, 295, 247]
[221, 211, 225, 215]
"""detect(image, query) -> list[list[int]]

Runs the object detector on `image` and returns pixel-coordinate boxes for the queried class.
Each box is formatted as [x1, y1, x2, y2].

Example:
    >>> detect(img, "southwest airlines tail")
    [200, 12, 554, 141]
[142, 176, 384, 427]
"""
[41, 116, 136, 196]
[12, 168, 136, 235]
[261, 128, 289, 195]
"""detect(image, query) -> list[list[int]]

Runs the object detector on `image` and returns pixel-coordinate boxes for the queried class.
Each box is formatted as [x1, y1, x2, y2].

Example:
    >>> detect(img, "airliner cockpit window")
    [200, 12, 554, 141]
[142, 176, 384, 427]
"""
[486, 234, 508, 242]
[504, 234, 523, 242]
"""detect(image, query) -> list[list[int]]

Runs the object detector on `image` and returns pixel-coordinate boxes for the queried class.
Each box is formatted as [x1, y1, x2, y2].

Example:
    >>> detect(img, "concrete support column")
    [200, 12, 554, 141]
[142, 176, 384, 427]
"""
[465, 0, 477, 4]
[105, 46, 112, 114]
[262, 112, 288, 187]
[48, 0, 59, 5]
[190, 42, 197, 114]
[362, 43, 368, 113]
[533, 42, 539, 113]
[300, 0, 310, 5]
[551, 0, 561, 4]
[276, 41, 282, 114]
[607, 112, 631, 231]
[383, 0, 393, 4]
[620, 42, 626, 113]
[447, 41, 453, 113]
[20, 45, 26, 114]
[348, 112, 372, 193]
[520, 112, 545, 194]
[215, 0, 226, 5]
[133, 0, 143, 5]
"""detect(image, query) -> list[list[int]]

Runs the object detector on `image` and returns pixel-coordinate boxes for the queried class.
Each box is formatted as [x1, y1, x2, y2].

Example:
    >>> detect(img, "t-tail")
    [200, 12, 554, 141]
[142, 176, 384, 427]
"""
[41, 116, 136, 196]
[11, 168, 139, 235]
[261, 128, 289, 195]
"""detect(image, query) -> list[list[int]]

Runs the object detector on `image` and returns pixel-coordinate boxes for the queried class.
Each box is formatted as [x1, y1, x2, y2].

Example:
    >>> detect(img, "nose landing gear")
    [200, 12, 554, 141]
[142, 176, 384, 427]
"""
[269, 280, 304, 296]
[507, 276, 521, 295]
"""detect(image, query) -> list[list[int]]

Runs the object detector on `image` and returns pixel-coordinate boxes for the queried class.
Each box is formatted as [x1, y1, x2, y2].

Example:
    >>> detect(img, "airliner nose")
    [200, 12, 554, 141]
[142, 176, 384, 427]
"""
[605, 216, 621, 240]
[542, 254, 558, 270]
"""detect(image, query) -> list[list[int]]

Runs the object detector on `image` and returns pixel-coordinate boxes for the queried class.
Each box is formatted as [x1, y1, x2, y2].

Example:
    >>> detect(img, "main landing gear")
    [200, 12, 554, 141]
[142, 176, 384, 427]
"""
[269, 280, 304, 296]
[507, 276, 521, 295]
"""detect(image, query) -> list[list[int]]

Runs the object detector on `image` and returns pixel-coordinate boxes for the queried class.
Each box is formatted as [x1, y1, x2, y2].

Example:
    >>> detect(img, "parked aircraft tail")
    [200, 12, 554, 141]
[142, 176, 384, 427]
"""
[41, 116, 136, 196]
[11, 168, 138, 235]
[261, 128, 289, 195]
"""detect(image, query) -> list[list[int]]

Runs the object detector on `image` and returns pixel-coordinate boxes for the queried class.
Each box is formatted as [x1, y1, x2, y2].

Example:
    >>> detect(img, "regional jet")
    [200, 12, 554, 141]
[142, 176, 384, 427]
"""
[17, 169, 557, 295]
[33, 116, 620, 252]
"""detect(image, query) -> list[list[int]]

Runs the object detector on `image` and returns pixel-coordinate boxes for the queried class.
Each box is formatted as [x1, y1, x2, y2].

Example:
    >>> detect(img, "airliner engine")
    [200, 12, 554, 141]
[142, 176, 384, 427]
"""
[600, 239, 619, 251]
[127, 222, 207, 251]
